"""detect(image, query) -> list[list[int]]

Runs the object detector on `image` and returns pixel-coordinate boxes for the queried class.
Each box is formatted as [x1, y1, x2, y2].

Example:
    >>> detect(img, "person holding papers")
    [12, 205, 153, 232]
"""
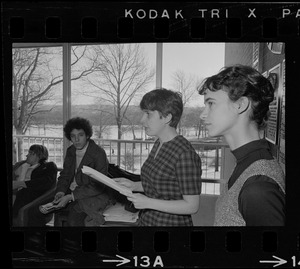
[114, 88, 202, 226]
[52, 117, 112, 226]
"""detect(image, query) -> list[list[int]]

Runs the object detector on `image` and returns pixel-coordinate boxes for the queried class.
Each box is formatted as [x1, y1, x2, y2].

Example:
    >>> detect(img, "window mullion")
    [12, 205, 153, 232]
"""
[62, 43, 71, 158]
[156, 43, 163, 88]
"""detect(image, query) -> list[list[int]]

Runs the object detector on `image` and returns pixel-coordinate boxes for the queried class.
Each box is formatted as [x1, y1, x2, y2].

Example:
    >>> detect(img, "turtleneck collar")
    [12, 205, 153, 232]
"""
[231, 139, 271, 163]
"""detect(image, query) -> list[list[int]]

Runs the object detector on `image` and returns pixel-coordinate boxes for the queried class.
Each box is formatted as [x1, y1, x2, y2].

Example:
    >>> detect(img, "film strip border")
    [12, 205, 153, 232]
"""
[3, 1, 300, 268]
[8, 16, 300, 40]
[11, 228, 300, 267]
[2, 2, 300, 41]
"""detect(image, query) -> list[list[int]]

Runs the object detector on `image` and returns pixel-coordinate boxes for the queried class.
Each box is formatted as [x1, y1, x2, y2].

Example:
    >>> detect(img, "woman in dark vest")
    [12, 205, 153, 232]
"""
[198, 64, 285, 226]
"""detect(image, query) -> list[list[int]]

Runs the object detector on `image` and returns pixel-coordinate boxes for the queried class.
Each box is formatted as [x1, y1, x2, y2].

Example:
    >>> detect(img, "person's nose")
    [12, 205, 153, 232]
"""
[74, 135, 79, 142]
[200, 107, 208, 121]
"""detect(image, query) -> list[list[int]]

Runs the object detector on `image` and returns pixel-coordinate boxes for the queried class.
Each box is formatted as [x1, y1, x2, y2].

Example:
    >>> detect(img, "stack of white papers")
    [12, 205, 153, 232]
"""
[103, 203, 139, 223]
[82, 166, 132, 196]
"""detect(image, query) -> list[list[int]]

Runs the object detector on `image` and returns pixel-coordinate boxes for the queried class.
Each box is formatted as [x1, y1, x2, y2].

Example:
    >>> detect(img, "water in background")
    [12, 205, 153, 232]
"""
[16, 124, 199, 140]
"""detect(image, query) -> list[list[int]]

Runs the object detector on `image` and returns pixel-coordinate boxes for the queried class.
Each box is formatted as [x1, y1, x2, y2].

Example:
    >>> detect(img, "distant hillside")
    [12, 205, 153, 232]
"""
[32, 104, 203, 127]
[32, 104, 141, 126]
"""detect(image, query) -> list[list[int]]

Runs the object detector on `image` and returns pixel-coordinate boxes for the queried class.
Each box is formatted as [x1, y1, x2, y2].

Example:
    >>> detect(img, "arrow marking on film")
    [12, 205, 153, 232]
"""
[259, 255, 287, 267]
[103, 255, 131, 267]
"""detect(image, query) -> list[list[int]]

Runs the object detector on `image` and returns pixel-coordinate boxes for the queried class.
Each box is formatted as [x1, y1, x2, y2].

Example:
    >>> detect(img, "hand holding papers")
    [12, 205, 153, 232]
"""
[39, 202, 59, 214]
[39, 196, 72, 214]
[82, 166, 133, 196]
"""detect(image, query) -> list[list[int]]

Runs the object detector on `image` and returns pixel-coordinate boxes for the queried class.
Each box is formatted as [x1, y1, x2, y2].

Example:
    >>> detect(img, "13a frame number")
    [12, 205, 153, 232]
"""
[133, 256, 164, 267]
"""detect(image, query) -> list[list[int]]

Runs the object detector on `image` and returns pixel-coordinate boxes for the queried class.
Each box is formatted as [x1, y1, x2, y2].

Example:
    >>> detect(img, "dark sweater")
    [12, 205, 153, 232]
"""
[13, 161, 57, 217]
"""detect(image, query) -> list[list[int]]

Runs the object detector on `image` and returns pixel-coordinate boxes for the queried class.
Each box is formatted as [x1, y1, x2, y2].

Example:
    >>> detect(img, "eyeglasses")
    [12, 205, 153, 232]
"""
[27, 151, 36, 156]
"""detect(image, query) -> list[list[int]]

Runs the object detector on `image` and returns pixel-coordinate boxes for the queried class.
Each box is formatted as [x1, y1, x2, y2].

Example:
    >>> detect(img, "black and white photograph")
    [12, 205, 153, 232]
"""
[3, 1, 300, 268]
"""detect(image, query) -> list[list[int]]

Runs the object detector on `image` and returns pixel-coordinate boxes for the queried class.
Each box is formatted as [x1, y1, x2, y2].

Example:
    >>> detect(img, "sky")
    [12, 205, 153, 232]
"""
[162, 42, 225, 106]
[72, 42, 225, 107]
[162, 43, 225, 85]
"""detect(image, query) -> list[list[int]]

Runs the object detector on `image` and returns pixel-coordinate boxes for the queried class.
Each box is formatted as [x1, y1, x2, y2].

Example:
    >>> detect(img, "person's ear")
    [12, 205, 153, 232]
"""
[165, 113, 172, 125]
[236, 97, 250, 114]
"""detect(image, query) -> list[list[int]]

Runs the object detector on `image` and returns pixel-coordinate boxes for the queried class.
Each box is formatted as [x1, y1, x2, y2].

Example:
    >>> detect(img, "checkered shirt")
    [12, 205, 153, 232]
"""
[138, 135, 202, 226]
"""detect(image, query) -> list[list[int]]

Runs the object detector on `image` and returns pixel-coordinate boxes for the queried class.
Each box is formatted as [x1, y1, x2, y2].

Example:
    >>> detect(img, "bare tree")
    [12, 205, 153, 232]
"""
[85, 44, 155, 140]
[12, 46, 98, 160]
[171, 70, 197, 106]
[122, 105, 144, 140]
[171, 69, 199, 134]
[91, 104, 112, 139]
[80, 44, 154, 165]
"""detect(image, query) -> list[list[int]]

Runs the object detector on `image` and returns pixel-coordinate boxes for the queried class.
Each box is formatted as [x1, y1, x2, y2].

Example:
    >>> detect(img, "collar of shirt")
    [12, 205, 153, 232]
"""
[231, 139, 271, 164]
[24, 163, 40, 180]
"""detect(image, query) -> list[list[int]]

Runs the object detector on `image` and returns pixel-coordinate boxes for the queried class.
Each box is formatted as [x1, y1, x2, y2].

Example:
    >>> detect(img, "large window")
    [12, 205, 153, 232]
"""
[12, 42, 226, 195]
[70, 43, 156, 139]
[12, 44, 63, 167]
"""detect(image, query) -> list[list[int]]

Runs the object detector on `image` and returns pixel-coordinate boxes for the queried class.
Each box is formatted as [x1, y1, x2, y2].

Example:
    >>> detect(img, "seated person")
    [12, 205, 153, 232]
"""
[12, 144, 57, 223]
[52, 117, 113, 226]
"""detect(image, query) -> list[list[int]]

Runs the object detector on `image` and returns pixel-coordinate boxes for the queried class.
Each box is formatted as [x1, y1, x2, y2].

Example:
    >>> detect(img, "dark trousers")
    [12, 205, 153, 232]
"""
[26, 196, 54, 226]
[13, 189, 41, 218]
[26, 199, 86, 227]
[54, 201, 87, 227]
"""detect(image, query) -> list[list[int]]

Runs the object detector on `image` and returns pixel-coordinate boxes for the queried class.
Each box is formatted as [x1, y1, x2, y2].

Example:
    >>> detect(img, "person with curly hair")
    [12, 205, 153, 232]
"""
[198, 64, 285, 226]
[53, 117, 112, 226]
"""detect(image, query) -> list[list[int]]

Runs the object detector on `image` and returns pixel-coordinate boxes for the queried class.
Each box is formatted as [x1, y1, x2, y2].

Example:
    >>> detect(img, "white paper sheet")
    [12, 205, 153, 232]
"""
[103, 203, 139, 222]
[82, 165, 132, 196]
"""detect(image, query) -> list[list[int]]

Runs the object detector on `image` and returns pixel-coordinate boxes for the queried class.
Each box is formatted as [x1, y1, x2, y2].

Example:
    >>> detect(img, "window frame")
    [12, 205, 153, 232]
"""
[12, 42, 162, 158]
